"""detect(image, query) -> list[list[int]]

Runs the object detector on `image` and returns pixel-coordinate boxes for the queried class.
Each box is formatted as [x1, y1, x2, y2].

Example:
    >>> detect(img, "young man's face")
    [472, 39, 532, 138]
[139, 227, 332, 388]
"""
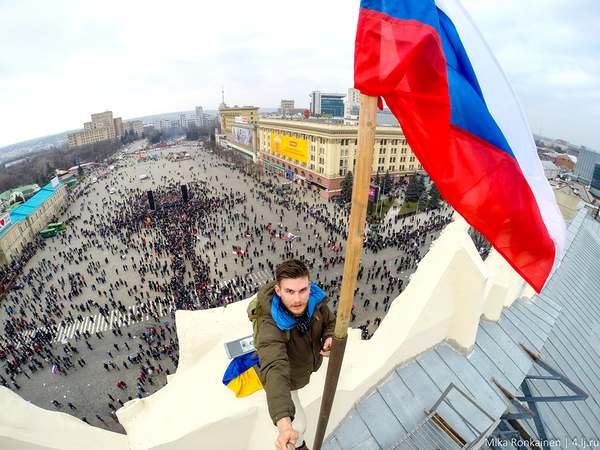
[275, 276, 310, 316]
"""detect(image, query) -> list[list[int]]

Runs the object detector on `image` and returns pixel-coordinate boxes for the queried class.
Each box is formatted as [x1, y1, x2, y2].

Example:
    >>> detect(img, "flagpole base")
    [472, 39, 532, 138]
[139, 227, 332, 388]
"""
[313, 335, 348, 450]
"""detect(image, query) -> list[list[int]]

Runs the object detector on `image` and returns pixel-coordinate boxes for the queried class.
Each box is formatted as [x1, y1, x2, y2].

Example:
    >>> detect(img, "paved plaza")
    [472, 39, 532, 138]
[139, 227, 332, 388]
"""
[0, 141, 453, 433]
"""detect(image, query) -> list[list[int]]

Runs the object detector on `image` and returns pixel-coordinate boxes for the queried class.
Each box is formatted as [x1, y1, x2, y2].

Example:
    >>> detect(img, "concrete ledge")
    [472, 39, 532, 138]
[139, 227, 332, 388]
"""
[0, 387, 129, 450]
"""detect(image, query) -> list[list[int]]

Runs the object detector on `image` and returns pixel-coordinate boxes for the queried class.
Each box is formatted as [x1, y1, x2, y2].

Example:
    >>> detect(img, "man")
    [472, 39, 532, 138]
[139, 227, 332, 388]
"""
[255, 259, 336, 450]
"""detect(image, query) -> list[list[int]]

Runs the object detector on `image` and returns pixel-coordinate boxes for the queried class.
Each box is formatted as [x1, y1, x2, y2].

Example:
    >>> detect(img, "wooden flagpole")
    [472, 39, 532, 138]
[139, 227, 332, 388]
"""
[313, 94, 378, 450]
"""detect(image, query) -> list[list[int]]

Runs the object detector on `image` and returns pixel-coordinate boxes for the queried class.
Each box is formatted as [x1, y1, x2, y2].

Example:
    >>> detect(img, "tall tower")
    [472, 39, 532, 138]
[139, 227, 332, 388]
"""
[219, 87, 227, 110]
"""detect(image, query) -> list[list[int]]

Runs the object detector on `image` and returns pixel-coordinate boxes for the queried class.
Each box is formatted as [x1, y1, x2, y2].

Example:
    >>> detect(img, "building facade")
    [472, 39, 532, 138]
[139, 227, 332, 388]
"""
[554, 154, 576, 171]
[113, 117, 123, 139]
[258, 119, 422, 198]
[591, 164, 600, 198]
[0, 181, 66, 265]
[345, 88, 360, 118]
[574, 147, 600, 185]
[309, 92, 345, 117]
[218, 106, 258, 132]
[123, 120, 144, 137]
[68, 111, 122, 148]
[280, 100, 295, 116]
[218, 106, 260, 161]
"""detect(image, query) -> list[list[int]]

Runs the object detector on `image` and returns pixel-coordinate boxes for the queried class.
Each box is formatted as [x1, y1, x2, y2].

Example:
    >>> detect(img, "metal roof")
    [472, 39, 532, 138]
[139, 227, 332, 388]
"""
[324, 208, 600, 450]
[0, 181, 62, 237]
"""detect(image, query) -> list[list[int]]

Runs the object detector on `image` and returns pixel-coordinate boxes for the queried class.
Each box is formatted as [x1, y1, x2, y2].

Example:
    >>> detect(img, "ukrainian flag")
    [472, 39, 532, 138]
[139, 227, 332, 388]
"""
[222, 352, 263, 398]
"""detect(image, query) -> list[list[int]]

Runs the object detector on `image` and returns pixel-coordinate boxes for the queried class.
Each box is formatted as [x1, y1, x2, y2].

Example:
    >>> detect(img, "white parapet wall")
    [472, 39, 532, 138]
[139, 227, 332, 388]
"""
[0, 213, 532, 450]
[0, 386, 129, 450]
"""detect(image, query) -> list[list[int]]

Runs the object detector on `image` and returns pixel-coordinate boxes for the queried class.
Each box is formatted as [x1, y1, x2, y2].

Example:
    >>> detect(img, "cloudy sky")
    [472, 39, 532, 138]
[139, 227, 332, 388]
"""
[1, 0, 598, 149]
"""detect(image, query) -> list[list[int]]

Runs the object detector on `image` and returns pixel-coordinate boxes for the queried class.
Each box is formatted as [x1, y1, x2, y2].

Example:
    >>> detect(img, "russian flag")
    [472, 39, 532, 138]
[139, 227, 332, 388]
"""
[354, 0, 566, 292]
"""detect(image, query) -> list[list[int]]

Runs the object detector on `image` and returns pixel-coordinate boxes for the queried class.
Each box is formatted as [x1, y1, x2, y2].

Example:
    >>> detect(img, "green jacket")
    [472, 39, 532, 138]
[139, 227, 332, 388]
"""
[255, 280, 336, 425]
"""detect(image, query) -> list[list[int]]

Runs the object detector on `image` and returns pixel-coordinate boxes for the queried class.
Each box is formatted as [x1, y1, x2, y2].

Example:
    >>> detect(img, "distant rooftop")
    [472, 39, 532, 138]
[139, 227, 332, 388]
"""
[0, 184, 40, 202]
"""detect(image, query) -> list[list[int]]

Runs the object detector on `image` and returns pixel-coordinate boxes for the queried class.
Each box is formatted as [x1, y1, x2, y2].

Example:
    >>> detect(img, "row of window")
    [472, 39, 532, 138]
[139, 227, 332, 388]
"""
[260, 131, 421, 176]
[340, 147, 409, 157]
[338, 164, 416, 177]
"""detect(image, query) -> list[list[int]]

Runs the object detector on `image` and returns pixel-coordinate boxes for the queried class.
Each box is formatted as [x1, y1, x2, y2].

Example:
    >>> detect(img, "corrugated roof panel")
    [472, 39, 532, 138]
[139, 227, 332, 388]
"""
[498, 309, 545, 353]
[468, 341, 518, 395]
[518, 213, 600, 444]
[376, 371, 414, 437]
[520, 368, 579, 440]
[413, 352, 480, 442]
[472, 328, 523, 393]
[325, 210, 600, 449]
[355, 390, 403, 449]
[434, 344, 506, 419]
[395, 358, 479, 442]
[330, 409, 374, 450]
[322, 436, 343, 450]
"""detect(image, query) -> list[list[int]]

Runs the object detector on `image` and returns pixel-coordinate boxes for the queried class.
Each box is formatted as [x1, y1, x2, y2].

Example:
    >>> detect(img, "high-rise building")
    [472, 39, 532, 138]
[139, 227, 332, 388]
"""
[91, 111, 114, 130]
[113, 117, 123, 138]
[280, 100, 295, 116]
[309, 91, 345, 117]
[195, 106, 206, 128]
[68, 111, 122, 148]
[345, 88, 360, 118]
[574, 147, 600, 185]
[123, 120, 144, 137]
[591, 164, 600, 197]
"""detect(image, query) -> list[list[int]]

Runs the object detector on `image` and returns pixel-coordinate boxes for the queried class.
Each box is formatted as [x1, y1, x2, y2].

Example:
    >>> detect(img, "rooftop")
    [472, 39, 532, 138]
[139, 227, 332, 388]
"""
[0, 184, 40, 202]
[0, 181, 63, 237]
[324, 208, 600, 449]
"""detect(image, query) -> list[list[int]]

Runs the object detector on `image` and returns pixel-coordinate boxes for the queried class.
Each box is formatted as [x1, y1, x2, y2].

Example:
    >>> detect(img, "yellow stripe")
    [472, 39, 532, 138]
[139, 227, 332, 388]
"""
[226, 367, 264, 398]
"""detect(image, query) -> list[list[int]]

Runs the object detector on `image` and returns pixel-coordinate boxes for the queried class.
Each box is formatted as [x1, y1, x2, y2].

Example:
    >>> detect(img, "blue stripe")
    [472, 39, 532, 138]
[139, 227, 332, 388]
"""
[436, 8, 514, 158]
[222, 352, 259, 385]
[359, 0, 515, 159]
[360, 0, 441, 33]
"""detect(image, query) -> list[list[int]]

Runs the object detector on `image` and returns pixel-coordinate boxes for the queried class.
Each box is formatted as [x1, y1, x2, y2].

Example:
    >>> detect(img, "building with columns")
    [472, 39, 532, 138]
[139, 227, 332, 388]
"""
[258, 119, 423, 198]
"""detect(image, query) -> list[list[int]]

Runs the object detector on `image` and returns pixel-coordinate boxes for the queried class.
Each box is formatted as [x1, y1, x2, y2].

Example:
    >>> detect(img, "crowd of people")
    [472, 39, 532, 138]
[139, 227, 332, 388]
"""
[0, 142, 453, 430]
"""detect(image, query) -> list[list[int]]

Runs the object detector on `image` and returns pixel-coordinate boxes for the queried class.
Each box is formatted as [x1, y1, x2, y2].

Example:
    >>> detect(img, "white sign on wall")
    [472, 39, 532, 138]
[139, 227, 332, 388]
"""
[0, 212, 11, 233]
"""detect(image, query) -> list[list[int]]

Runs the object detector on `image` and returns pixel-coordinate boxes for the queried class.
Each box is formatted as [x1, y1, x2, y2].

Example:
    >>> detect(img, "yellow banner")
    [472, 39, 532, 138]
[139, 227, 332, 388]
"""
[270, 134, 308, 163]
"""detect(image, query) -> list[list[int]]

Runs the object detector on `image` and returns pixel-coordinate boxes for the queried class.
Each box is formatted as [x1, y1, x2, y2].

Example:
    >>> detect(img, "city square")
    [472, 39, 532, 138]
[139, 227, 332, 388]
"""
[0, 141, 452, 433]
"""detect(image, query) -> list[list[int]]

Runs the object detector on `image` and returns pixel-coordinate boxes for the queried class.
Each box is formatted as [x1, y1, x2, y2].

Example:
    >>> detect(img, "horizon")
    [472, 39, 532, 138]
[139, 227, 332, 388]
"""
[1, 0, 598, 150]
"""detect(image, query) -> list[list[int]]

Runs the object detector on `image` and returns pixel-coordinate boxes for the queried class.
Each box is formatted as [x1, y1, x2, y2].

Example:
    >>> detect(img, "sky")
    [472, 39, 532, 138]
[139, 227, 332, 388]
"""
[0, 0, 599, 149]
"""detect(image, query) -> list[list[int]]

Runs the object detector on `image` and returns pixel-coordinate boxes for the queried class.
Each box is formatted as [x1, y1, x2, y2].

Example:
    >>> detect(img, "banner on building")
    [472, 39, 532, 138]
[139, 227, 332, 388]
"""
[270, 134, 309, 164]
[368, 185, 379, 201]
[231, 127, 252, 146]
[50, 176, 60, 188]
[0, 212, 11, 233]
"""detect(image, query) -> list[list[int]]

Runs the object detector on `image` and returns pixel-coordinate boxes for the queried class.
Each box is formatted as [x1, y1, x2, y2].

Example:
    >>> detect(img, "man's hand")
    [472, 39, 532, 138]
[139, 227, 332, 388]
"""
[320, 337, 333, 357]
[275, 417, 298, 450]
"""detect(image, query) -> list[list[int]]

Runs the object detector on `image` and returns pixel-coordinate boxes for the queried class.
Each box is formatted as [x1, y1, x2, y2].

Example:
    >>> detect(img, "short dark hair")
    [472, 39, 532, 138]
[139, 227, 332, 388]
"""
[275, 259, 309, 284]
